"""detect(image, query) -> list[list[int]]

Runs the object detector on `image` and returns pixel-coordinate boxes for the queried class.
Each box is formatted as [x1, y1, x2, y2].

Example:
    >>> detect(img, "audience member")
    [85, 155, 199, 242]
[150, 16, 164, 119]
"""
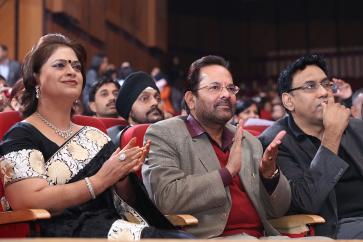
[259, 54, 363, 239]
[0, 44, 21, 87]
[88, 77, 120, 118]
[142, 55, 289, 238]
[233, 99, 259, 125]
[0, 74, 10, 111]
[259, 97, 273, 120]
[3, 78, 25, 112]
[0, 33, 193, 240]
[332, 77, 353, 108]
[108, 71, 165, 145]
[117, 61, 133, 86]
[82, 53, 109, 114]
[151, 67, 175, 115]
[271, 103, 286, 121]
[351, 88, 363, 120]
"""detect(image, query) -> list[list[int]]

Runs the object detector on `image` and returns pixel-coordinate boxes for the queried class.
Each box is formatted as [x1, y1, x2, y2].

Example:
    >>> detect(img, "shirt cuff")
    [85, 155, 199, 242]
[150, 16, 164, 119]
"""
[219, 168, 233, 186]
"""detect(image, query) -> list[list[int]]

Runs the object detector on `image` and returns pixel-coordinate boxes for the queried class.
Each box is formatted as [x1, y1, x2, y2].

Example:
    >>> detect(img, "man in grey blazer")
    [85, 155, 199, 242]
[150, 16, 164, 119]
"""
[0, 44, 21, 87]
[259, 54, 363, 239]
[142, 55, 290, 238]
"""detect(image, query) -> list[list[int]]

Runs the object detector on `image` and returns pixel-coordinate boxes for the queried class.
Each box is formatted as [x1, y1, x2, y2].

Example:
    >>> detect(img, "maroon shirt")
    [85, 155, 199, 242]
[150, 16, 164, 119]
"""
[185, 115, 263, 237]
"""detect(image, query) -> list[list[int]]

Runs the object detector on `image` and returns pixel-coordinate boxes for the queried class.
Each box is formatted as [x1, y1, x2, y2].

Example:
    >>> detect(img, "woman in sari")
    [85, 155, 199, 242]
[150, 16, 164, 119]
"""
[0, 34, 192, 239]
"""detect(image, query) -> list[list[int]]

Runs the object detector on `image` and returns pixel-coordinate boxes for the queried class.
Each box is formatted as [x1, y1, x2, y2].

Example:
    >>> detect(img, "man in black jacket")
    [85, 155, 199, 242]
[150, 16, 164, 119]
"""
[259, 54, 363, 239]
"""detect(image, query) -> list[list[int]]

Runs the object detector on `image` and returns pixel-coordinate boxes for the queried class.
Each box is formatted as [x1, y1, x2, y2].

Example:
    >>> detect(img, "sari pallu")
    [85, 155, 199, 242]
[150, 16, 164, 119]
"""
[0, 122, 175, 238]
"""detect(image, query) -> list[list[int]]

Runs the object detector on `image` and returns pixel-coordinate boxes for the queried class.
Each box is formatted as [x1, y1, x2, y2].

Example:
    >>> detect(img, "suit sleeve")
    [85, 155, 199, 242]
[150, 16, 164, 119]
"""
[142, 123, 228, 215]
[246, 133, 291, 218]
[273, 138, 348, 214]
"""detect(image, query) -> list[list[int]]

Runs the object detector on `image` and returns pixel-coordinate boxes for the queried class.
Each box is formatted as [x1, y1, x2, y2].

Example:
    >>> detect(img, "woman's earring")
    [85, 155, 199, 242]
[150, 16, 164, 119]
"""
[35, 86, 40, 99]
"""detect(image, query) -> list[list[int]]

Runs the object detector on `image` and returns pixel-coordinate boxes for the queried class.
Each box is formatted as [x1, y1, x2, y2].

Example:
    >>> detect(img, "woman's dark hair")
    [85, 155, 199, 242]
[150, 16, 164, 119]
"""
[186, 55, 230, 93]
[9, 78, 24, 100]
[235, 99, 259, 115]
[21, 33, 87, 117]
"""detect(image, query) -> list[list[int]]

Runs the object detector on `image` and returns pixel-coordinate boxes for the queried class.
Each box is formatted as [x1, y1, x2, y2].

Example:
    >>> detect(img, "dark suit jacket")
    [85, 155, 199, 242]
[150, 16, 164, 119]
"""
[259, 115, 363, 238]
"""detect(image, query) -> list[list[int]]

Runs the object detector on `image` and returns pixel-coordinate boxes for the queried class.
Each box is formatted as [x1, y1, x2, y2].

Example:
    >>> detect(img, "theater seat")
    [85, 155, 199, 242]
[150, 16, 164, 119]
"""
[0, 111, 22, 140]
[97, 117, 128, 129]
[72, 115, 107, 134]
[243, 124, 270, 136]
[0, 111, 50, 238]
[120, 124, 150, 149]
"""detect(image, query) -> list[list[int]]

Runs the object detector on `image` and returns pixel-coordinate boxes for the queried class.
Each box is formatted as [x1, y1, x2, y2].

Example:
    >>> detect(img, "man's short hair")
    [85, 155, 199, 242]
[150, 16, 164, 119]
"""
[277, 54, 328, 97]
[88, 77, 120, 102]
[186, 55, 230, 93]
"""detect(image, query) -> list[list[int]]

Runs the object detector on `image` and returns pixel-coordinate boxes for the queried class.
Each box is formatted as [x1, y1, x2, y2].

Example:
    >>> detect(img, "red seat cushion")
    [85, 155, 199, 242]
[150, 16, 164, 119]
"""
[0, 111, 22, 140]
[97, 117, 128, 129]
[72, 115, 107, 134]
[120, 124, 150, 148]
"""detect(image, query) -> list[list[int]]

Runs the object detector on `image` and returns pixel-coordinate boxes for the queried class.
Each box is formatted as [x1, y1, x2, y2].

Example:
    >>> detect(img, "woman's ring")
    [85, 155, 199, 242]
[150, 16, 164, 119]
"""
[119, 152, 126, 161]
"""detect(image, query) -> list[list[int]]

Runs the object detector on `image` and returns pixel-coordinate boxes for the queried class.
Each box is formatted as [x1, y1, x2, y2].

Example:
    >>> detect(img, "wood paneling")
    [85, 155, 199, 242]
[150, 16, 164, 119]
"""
[18, 0, 43, 61]
[0, 0, 16, 59]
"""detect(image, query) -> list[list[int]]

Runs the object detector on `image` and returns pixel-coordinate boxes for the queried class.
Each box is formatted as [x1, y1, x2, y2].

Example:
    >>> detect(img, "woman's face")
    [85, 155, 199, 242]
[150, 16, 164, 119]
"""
[38, 46, 83, 101]
[237, 103, 259, 124]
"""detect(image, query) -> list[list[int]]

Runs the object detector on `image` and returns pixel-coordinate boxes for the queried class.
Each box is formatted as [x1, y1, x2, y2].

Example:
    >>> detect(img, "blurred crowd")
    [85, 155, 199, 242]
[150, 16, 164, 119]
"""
[1, 43, 362, 124]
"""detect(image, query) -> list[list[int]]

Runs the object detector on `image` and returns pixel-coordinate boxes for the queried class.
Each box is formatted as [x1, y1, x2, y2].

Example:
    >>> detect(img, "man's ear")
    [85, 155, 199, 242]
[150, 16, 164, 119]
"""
[184, 91, 196, 111]
[89, 102, 96, 113]
[281, 93, 294, 112]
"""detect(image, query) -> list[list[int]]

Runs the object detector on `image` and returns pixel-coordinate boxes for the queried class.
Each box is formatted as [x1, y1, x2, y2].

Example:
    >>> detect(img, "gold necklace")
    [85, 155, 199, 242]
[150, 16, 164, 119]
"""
[35, 111, 74, 139]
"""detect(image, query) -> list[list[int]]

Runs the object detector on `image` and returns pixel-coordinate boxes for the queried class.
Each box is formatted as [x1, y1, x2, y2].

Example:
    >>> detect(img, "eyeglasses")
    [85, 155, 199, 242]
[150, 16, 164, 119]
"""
[195, 82, 240, 95]
[286, 79, 335, 93]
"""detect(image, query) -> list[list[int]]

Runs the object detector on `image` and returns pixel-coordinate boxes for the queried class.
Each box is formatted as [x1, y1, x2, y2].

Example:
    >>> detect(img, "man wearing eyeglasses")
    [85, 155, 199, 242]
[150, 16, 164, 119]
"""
[259, 54, 363, 239]
[142, 55, 290, 238]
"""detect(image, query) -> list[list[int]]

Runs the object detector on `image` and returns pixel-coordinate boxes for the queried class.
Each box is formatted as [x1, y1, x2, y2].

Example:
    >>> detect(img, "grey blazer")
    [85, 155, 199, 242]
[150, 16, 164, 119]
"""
[142, 116, 291, 238]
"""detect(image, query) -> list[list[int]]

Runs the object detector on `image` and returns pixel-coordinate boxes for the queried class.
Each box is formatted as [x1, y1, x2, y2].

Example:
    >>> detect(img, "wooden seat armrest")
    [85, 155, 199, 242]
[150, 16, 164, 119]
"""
[269, 214, 325, 233]
[0, 209, 51, 225]
[165, 214, 198, 227]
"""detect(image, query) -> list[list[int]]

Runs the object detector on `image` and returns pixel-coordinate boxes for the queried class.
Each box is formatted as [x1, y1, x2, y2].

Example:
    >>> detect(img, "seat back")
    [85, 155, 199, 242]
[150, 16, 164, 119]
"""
[120, 124, 150, 149]
[0, 111, 22, 211]
[243, 128, 260, 137]
[97, 117, 128, 129]
[72, 115, 107, 134]
[243, 125, 270, 136]
[0, 111, 22, 140]
[120, 124, 150, 177]
[0, 111, 34, 237]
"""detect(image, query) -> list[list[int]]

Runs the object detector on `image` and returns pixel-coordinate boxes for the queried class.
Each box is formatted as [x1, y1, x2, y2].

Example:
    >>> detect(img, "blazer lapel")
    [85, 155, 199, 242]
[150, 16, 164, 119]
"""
[238, 138, 268, 219]
[192, 134, 221, 172]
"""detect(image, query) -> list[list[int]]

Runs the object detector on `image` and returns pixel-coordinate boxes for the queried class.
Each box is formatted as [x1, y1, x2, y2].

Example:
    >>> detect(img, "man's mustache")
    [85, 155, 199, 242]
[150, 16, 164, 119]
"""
[106, 100, 115, 107]
[147, 106, 163, 116]
[214, 99, 232, 109]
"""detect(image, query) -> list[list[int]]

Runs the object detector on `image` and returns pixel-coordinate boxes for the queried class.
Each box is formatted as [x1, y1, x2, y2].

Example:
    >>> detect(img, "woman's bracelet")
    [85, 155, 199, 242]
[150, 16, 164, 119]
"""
[84, 177, 96, 200]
